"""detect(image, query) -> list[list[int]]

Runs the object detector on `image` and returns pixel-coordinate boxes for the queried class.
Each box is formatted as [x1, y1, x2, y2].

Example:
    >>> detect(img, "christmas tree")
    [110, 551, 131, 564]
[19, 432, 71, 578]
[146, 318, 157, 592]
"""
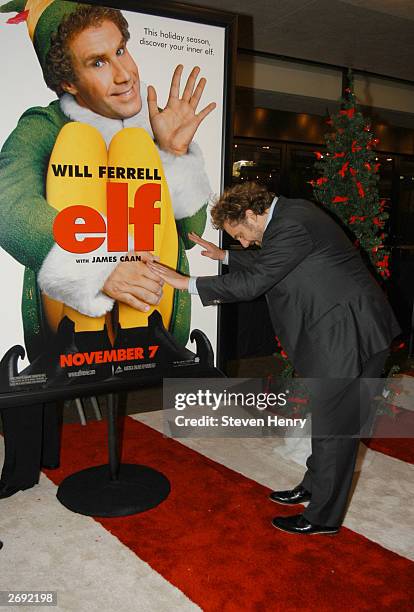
[274, 73, 391, 380]
[311, 71, 390, 281]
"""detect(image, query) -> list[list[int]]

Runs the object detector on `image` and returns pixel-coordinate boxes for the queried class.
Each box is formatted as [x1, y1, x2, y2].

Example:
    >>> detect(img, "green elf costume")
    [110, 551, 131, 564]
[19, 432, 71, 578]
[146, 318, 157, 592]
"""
[0, 0, 211, 364]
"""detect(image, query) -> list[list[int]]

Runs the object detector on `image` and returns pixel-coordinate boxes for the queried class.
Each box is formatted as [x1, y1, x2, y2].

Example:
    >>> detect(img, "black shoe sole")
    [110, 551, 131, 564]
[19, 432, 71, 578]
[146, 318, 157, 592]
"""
[269, 496, 311, 505]
[271, 522, 339, 535]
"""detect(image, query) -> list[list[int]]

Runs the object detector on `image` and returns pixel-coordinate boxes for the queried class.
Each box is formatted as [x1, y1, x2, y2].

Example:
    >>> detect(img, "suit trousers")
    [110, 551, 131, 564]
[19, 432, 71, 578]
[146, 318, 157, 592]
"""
[300, 349, 389, 527]
[1, 402, 62, 489]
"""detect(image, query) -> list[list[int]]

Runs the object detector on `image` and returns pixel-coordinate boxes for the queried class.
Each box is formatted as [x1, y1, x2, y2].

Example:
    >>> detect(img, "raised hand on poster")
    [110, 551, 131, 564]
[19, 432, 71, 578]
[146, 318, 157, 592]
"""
[188, 232, 225, 261]
[147, 65, 216, 156]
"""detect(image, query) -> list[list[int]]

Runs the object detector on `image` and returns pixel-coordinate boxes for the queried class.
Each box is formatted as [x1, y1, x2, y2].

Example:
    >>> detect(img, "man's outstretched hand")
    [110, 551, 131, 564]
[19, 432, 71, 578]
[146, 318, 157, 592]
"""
[148, 65, 216, 156]
[147, 261, 190, 291]
[103, 253, 163, 311]
[188, 232, 225, 261]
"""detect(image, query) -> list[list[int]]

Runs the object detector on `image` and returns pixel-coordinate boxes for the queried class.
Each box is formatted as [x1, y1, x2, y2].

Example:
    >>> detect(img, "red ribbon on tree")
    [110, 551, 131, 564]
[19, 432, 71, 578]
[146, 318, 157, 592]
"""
[275, 336, 288, 360]
[351, 140, 362, 152]
[332, 196, 349, 203]
[316, 176, 328, 186]
[367, 137, 380, 149]
[338, 161, 349, 177]
[340, 107, 355, 119]
[349, 215, 366, 224]
[334, 152, 345, 158]
[356, 181, 365, 197]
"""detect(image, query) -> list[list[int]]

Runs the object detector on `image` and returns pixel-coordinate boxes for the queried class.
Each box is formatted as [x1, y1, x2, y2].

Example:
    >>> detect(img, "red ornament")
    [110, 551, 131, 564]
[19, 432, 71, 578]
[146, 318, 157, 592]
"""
[332, 196, 349, 203]
[349, 215, 366, 224]
[316, 177, 328, 186]
[314, 151, 323, 160]
[373, 217, 383, 227]
[364, 163, 371, 171]
[351, 140, 362, 152]
[288, 397, 308, 405]
[275, 335, 288, 360]
[377, 255, 389, 268]
[355, 181, 365, 198]
[6, 10, 29, 23]
[338, 161, 349, 177]
[349, 167, 357, 176]
[340, 107, 355, 119]
[367, 138, 380, 149]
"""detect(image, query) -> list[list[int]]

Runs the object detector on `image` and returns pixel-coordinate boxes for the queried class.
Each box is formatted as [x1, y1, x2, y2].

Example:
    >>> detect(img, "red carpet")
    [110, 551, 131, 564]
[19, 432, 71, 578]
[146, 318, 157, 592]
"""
[363, 409, 414, 464]
[44, 418, 414, 611]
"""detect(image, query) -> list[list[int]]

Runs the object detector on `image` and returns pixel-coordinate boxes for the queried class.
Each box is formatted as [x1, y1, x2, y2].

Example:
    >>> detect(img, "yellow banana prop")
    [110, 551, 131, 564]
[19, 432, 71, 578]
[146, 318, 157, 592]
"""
[42, 123, 178, 335]
[44, 122, 107, 333]
[108, 128, 178, 331]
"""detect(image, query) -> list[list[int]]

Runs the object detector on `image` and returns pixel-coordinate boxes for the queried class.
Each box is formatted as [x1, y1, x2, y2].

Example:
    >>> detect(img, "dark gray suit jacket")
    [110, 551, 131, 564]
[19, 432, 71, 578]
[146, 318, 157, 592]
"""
[197, 196, 400, 378]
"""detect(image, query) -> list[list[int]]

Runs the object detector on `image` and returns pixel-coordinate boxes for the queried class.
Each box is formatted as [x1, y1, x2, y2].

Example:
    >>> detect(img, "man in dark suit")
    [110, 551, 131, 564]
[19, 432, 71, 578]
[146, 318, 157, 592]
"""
[148, 182, 400, 535]
[0, 403, 61, 498]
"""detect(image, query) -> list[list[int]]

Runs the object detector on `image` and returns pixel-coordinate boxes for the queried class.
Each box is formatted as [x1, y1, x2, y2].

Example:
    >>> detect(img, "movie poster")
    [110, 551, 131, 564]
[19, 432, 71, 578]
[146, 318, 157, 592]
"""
[0, 0, 231, 396]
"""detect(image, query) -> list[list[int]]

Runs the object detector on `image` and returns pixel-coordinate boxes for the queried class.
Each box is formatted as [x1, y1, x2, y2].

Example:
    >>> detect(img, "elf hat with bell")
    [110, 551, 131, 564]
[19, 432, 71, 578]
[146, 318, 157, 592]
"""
[0, 0, 82, 75]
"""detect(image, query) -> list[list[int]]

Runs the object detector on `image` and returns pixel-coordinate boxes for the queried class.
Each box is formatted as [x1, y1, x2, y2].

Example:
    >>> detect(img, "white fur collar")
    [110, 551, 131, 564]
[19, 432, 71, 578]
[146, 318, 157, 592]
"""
[59, 81, 154, 147]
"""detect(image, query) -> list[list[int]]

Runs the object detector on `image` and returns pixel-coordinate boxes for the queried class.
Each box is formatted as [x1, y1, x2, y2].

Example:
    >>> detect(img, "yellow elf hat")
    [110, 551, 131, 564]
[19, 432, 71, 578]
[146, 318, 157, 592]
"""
[0, 0, 82, 75]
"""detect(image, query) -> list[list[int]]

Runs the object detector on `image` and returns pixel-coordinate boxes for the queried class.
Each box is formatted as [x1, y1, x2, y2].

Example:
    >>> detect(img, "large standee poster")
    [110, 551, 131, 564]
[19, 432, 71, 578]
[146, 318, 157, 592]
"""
[0, 0, 235, 403]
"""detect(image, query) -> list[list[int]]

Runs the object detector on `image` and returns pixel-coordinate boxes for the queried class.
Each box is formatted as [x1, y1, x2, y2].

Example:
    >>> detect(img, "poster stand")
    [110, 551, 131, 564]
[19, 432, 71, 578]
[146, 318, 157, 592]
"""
[56, 328, 222, 517]
[57, 393, 171, 517]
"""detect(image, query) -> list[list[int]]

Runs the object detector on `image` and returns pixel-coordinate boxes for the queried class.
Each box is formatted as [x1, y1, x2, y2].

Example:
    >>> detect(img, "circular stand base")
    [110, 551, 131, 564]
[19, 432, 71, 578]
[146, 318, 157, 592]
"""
[56, 464, 170, 517]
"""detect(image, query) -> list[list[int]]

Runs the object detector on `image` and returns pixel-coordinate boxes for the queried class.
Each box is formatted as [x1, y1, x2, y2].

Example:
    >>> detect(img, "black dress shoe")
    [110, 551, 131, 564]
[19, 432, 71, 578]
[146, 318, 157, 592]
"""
[272, 513, 339, 535]
[0, 483, 34, 499]
[269, 485, 311, 505]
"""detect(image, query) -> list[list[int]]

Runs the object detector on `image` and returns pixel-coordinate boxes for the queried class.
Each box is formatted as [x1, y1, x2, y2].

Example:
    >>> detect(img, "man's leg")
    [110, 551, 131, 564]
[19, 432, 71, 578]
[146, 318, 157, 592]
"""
[301, 349, 389, 527]
[1, 404, 43, 490]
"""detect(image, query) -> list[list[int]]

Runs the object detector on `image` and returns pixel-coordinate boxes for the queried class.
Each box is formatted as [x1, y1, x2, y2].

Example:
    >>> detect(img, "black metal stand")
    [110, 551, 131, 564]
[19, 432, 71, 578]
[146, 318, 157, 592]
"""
[56, 393, 170, 517]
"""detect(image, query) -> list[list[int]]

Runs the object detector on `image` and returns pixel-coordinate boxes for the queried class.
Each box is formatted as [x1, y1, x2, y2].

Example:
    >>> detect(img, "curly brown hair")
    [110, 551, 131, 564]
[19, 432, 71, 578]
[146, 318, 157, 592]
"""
[44, 5, 130, 95]
[210, 182, 274, 229]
